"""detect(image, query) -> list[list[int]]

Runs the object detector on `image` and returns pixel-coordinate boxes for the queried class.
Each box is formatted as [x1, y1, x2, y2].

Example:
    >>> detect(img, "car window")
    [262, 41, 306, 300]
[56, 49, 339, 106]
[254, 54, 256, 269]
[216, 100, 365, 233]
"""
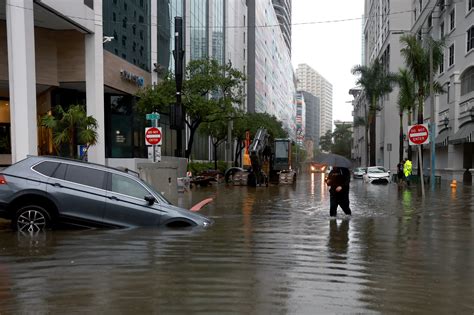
[110, 173, 149, 200]
[64, 164, 106, 189]
[32, 161, 59, 177]
[51, 163, 67, 180]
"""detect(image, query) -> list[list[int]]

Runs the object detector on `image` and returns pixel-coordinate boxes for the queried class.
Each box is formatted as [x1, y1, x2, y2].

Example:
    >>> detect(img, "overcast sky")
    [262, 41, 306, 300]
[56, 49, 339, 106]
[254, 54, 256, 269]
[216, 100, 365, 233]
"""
[292, 0, 364, 125]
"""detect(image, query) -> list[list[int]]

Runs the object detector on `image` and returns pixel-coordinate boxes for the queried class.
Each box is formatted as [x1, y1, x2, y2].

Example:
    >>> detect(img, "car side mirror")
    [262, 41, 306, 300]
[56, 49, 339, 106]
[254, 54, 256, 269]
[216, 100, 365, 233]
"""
[144, 195, 156, 205]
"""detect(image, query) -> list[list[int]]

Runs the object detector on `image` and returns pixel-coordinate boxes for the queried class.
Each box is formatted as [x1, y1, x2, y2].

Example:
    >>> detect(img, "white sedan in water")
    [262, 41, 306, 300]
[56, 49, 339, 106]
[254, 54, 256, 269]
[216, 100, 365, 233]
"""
[363, 166, 391, 184]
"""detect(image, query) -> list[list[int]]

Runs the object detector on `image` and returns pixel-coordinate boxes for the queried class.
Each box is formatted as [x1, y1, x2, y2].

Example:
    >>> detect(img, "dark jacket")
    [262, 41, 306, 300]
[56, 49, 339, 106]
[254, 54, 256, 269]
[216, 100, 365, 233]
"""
[326, 167, 351, 194]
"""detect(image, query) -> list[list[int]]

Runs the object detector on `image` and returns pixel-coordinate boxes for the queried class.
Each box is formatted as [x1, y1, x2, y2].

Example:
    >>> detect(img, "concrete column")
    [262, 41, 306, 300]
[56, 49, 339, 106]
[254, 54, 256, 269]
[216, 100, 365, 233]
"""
[6, 0, 38, 162]
[85, 0, 105, 165]
[150, 0, 158, 85]
[451, 71, 461, 133]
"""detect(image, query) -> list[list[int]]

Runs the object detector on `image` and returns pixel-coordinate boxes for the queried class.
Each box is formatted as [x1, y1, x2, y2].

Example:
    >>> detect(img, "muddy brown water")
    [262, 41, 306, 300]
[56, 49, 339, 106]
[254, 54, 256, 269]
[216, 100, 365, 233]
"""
[0, 174, 473, 314]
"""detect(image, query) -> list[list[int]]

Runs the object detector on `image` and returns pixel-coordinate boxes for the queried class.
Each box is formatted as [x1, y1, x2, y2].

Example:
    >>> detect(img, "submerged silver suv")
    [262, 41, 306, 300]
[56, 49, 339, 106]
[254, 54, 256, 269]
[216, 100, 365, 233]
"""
[0, 156, 212, 232]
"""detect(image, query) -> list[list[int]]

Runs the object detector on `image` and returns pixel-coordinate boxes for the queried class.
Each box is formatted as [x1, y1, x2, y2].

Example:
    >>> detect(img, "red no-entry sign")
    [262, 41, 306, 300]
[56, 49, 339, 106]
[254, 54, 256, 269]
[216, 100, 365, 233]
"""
[408, 124, 429, 145]
[145, 127, 162, 146]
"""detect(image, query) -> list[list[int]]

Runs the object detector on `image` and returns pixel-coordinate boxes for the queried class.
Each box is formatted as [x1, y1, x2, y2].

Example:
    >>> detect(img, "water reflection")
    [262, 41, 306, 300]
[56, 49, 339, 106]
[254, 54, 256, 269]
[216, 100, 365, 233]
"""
[0, 176, 472, 313]
[328, 219, 349, 258]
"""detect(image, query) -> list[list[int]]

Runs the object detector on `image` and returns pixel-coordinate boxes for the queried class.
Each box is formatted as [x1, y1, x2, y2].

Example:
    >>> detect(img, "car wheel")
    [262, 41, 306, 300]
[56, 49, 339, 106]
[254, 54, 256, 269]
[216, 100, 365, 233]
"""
[14, 205, 51, 233]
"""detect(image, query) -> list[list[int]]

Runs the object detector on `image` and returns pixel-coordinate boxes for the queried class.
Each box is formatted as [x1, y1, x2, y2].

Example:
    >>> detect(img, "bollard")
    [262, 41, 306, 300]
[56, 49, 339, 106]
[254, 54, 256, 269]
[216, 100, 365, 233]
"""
[450, 179, 457, 189]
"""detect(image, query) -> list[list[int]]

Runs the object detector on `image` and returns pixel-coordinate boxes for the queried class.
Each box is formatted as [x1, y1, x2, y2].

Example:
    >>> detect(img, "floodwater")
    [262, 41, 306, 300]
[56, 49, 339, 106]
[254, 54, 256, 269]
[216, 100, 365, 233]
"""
[0, 174, 473, 314]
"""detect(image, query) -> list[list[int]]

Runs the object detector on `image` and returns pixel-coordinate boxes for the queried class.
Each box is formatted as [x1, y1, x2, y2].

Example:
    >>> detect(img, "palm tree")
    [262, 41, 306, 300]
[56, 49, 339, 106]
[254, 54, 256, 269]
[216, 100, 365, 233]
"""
[396, 68, 417, 161]
[352, 59, 397, 166]
[41, 105, 98, 159]
[400, 34, 444, 124]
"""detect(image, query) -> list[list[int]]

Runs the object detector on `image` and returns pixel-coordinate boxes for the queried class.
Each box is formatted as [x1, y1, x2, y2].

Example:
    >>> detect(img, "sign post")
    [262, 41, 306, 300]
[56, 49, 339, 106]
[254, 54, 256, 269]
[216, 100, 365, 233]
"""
[408, 124, 429, 197]
[145, 112, 162, 162]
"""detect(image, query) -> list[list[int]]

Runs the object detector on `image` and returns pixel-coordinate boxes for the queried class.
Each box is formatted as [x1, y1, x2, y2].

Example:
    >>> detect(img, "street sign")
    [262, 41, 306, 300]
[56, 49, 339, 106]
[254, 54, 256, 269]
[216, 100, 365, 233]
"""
[408, 124, 430, 146]
[146, 113, 160, 120]
[145, 127, 162, 146]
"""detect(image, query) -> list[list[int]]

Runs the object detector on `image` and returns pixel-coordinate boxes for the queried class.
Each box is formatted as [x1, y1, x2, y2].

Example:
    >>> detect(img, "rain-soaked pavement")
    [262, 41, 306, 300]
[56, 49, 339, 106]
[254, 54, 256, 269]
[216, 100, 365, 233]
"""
[0, 173, 473, 314]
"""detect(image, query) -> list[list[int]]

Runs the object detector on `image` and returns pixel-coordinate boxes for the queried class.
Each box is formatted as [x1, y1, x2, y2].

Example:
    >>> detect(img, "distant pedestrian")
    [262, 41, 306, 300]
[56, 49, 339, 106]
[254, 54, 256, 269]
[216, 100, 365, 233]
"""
[397, 161, 404, 184]
[326, 166, 352, 217]
[403, 158, 412, 186]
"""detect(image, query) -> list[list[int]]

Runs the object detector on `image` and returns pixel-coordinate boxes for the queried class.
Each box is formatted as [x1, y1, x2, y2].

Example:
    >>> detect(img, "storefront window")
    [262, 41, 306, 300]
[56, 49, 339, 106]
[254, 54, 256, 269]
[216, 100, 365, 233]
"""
[0, 100, 10, 154]
[106, 95, 147, 158]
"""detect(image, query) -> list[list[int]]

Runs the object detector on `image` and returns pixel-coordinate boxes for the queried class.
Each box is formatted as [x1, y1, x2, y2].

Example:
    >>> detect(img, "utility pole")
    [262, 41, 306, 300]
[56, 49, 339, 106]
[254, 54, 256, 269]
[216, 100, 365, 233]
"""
[172, 17, 185, 157]
[429, 38, 436, 191]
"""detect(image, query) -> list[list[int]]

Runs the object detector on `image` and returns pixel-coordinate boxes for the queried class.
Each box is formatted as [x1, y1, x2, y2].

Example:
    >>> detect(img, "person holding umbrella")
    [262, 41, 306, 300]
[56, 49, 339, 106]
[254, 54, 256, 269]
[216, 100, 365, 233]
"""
[326, 166, 352, 217]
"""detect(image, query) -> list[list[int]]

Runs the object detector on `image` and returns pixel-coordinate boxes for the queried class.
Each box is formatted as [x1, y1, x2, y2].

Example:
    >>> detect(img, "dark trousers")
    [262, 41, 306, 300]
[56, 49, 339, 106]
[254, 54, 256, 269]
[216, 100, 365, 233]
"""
[330, 191, 351, 217]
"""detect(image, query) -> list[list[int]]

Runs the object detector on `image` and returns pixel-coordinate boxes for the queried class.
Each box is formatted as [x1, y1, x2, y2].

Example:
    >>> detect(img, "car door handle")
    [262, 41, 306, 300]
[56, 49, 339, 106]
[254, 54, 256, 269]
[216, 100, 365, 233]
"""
[108, 196, 119, 201]
[51, 182, 63, 188]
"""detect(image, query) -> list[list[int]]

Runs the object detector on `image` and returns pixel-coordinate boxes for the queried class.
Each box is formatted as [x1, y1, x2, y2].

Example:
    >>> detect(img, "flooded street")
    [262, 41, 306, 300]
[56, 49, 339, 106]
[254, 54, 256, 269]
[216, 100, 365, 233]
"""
[0, 174, 473, 314]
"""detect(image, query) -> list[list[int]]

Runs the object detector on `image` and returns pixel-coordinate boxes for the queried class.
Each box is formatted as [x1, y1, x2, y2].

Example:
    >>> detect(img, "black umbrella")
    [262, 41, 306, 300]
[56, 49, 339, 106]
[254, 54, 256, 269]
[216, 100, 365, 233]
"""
[314, 153, 352, 169]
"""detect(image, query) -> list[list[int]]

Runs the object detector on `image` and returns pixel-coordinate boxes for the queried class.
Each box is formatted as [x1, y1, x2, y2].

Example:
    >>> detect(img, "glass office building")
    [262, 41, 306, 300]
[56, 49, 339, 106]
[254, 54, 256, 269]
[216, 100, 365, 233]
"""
[190, 0, 208, 60]
[157, 0, 184, 73]
[103, 0, 151, 71]
[210, 0, 225, 65]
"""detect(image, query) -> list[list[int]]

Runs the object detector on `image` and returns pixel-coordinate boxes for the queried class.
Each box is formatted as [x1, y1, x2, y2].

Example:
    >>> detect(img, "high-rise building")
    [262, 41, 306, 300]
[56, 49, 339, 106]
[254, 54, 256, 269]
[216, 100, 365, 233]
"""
[295, 92, 306, 146]
[247, 0, 296, 139]
[300, 91, 320, 149]
[356, 0, 411, 169]
[296, 64, 333, 137]
[272, 0, 291, 55]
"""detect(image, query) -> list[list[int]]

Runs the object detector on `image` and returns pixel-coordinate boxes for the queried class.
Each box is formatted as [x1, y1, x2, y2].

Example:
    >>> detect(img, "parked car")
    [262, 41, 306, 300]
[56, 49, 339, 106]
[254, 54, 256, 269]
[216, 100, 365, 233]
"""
[353, 167, 366, 179]
[363, 166, 391, 184]
[0, 156, 213, 232]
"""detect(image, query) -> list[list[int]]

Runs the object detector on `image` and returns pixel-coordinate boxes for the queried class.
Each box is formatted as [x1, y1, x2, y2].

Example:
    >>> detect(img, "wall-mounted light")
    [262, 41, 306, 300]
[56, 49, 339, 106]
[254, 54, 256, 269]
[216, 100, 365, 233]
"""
[443, 116, 450, 129]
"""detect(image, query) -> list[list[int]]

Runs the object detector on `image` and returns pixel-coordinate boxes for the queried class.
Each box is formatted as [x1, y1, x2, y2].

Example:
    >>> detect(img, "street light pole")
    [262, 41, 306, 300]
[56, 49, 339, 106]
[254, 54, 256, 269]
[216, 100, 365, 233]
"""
[429, 39, 436, 190]
[172, 17, 185, 157]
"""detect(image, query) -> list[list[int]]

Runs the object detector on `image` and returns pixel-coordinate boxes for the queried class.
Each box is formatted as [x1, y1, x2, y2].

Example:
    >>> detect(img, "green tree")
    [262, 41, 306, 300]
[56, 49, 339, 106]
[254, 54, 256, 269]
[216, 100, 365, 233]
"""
[200, 119, 228, 170]
[41, 105, 98, 159]
[352, 59, 397, 166]
[332, 124, 352, 159]
[320, 129, 333, 152]
[136, 58, 246, 159]
[400, 34, 444, 124]
[396, 68, 417, 161]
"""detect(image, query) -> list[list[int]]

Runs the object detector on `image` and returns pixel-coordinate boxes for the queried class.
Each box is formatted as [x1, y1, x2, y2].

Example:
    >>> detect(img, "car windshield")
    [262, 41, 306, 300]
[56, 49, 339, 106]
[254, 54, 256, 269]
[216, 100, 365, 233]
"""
[368, 168, 386, 173]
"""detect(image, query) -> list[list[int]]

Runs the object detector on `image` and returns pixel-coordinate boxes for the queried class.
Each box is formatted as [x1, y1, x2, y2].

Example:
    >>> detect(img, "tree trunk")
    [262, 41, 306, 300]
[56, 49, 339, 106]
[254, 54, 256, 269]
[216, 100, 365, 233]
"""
[370, 111, 376, 166]
[365, 104, 370, 168]
[417, 96, 424, 175]
[185, 123, 199, 159]
[213, 141, 218, 170]
[399, 112, 404, 162]
[69, 128, 75, 158]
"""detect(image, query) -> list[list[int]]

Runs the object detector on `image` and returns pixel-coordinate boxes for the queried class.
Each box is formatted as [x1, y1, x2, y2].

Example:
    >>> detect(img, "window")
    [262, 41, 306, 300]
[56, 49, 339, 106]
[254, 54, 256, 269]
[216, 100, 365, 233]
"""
[440, 21, 445, 39]
[122, 17, 127, 28]
[428, 15, 432, 28]
[52, 163, 67, 180]
[449, 9, 455, 31]
[139, 15, 144, 23]
[112, 12, 116, 22]
[123, 2, 127, 10]
[469, 0, 474, 11]
[122, 35, 127, 47]
[449, 44, 455, 66]
[65, 165, 106, 189]
[468, 26, 474, 52]
[140, 30, 143, 40]
[461, 67, 474, 95]
[140, 0, 144, 7]
[33, 161, 59, 177]
[110, 174, 149, 199]
[439, 53, 444, 73]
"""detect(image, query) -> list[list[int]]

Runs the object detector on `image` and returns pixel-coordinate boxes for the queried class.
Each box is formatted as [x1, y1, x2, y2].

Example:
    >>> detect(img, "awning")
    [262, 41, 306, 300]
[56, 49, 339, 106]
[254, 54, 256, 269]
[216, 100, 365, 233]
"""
[449, 122, 474, 145]
[435, 129, 450, 147]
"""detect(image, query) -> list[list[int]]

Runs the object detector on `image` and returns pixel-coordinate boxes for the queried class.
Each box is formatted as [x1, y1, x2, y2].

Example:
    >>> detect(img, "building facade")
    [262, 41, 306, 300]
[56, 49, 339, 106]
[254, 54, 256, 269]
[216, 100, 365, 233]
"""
[412, 0, 474, 182]
[353, 0, 412, 170]
[295, 92, 305, 146]
[247, 0, 296, 139]
[296, 64, 333, 138]
[271, 0, 291, 55]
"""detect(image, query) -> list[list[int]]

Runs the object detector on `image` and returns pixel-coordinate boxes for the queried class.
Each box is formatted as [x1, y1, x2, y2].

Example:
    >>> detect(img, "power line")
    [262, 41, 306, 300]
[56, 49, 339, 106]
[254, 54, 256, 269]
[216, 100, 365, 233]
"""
[6, 2, 415, 30]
